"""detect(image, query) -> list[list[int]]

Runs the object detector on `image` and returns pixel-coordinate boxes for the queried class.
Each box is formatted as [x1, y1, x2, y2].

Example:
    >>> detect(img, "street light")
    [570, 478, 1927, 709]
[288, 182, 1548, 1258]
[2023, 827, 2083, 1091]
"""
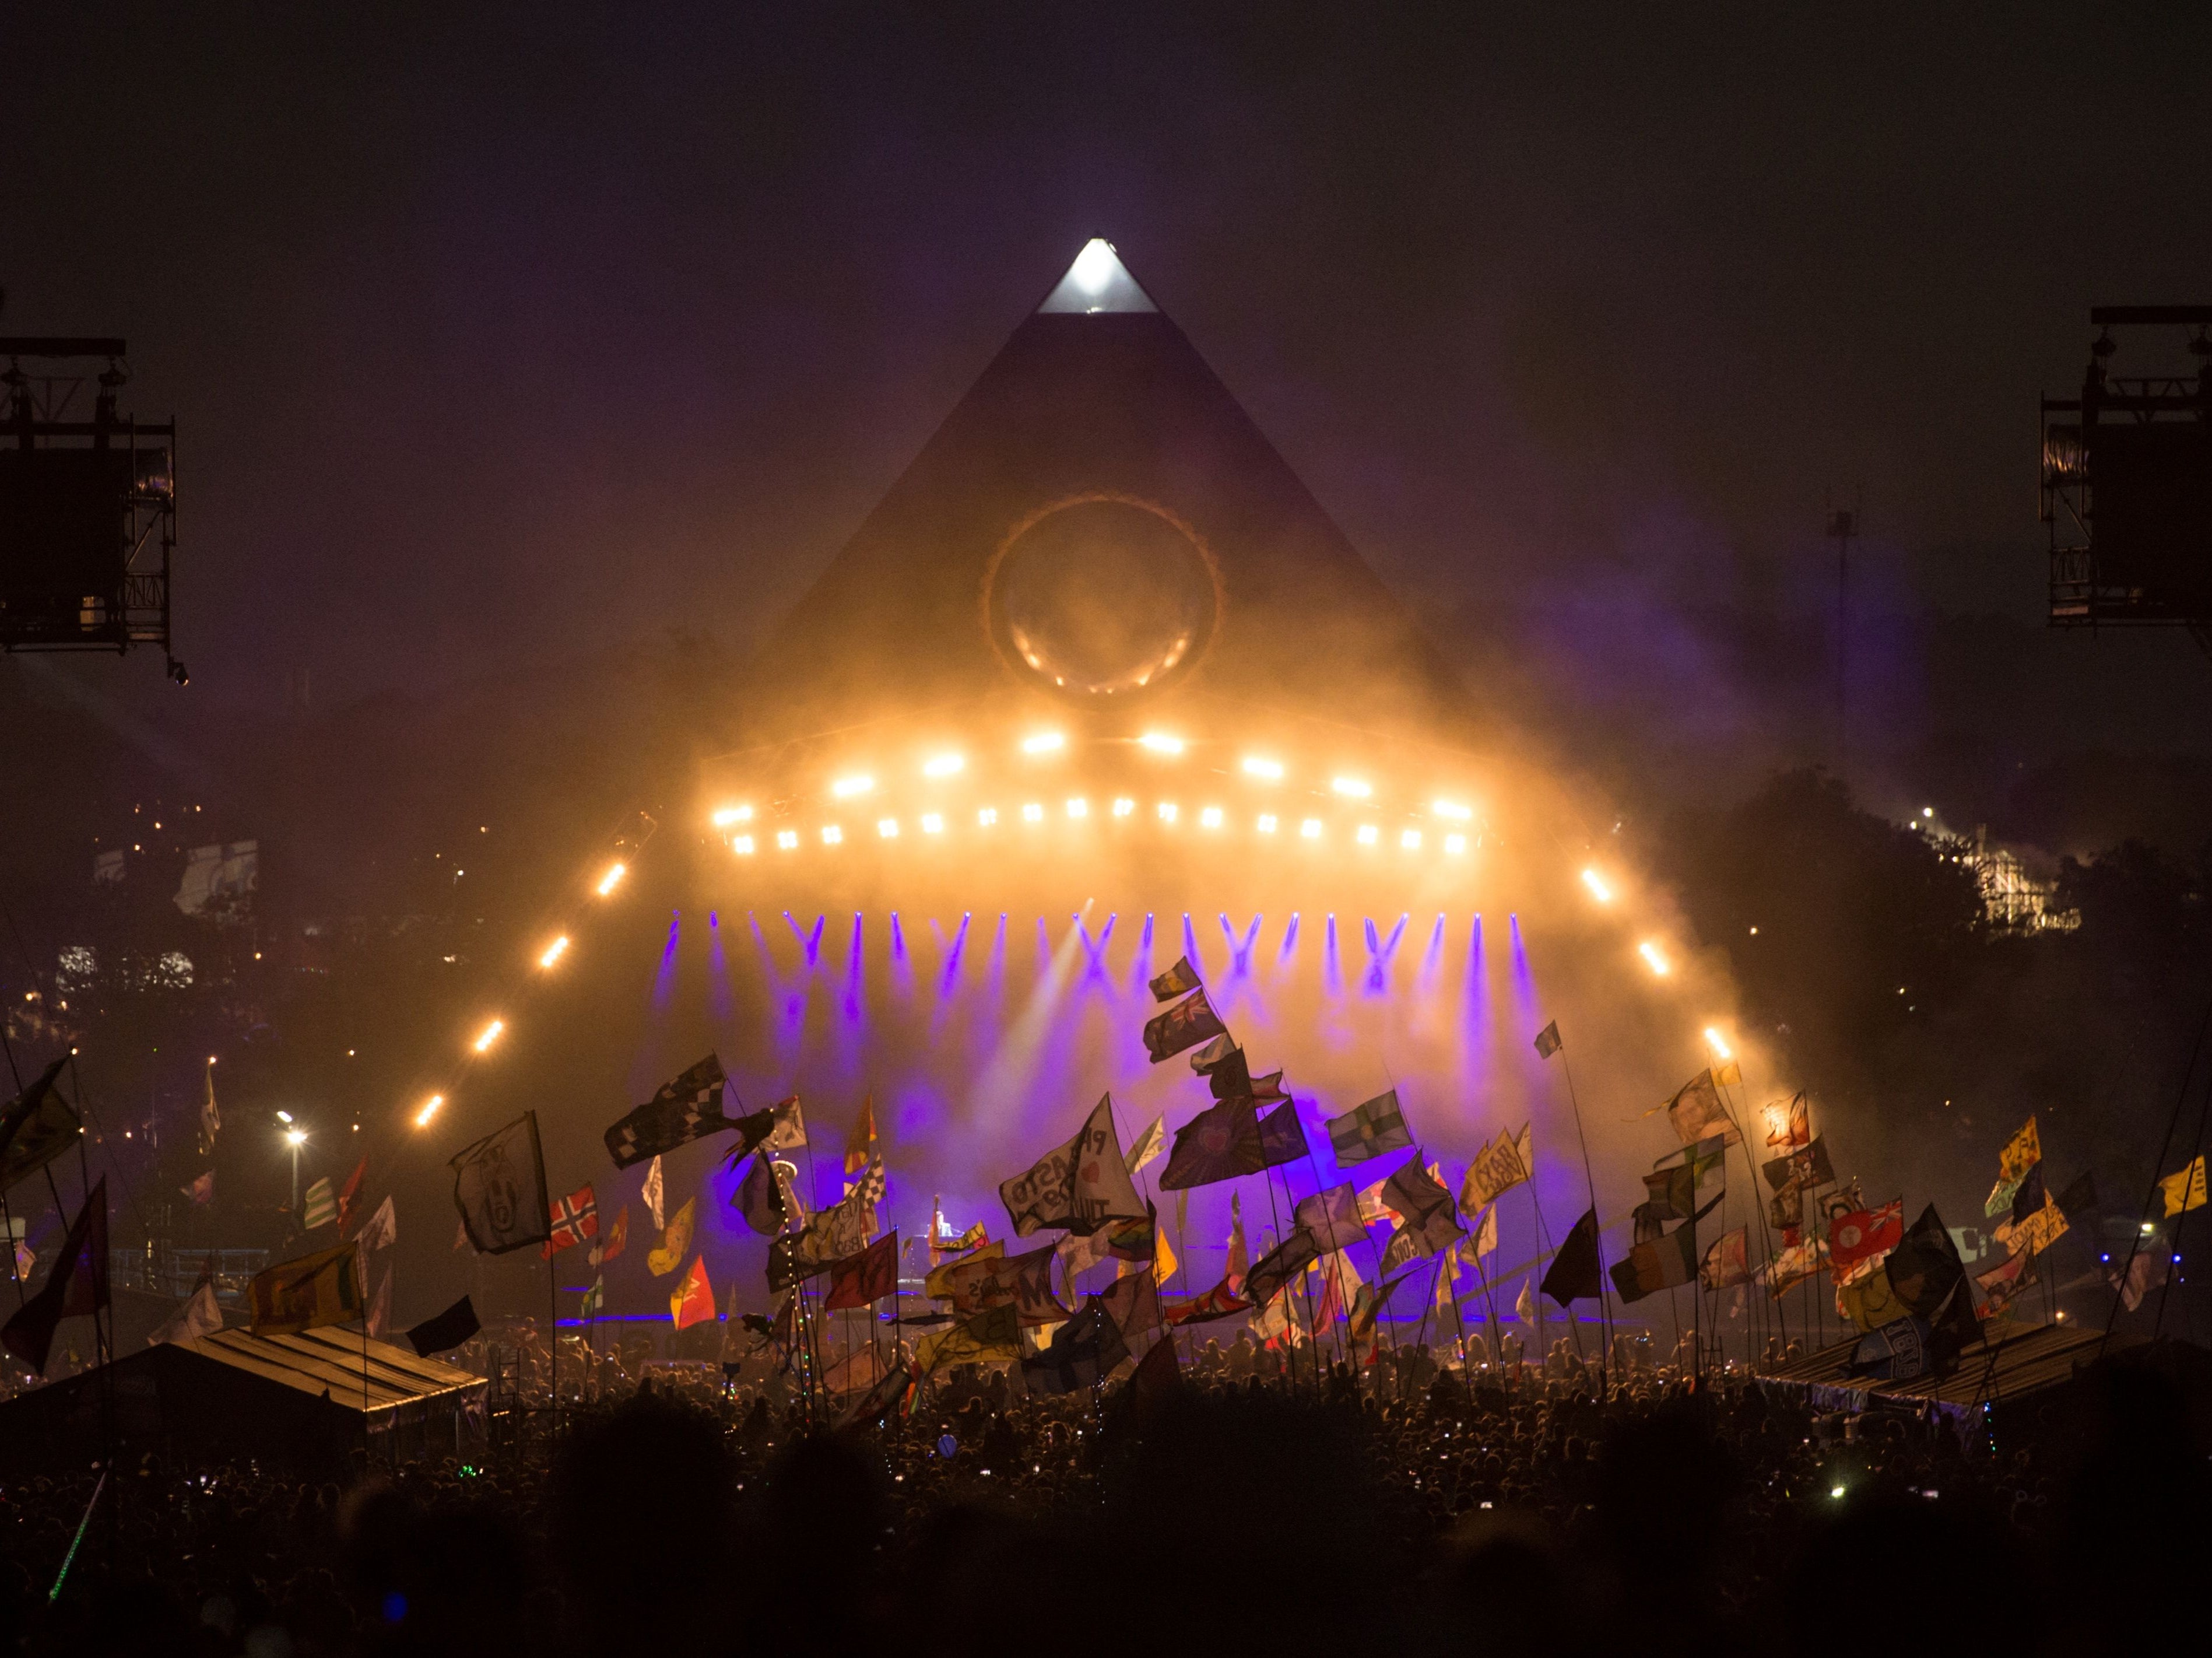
[283, 1124, 307, 1211]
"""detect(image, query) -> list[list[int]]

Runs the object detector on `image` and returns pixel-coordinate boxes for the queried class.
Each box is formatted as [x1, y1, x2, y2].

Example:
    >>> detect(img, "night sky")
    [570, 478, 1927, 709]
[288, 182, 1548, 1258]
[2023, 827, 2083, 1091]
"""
[6, 4, 2210, 826]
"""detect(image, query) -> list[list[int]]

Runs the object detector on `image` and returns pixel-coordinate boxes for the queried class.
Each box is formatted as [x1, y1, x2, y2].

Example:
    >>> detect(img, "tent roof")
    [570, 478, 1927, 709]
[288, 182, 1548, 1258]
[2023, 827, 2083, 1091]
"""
[172, 1326, 481, 1416]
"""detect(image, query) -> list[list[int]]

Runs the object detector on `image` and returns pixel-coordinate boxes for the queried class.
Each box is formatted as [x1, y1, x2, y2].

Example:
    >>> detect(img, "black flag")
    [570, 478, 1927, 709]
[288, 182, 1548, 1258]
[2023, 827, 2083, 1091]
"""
[0, 1058, 80, 1195]
[1242, 1226, 1321, 1309]
[1540, 1207, 1603, 1307]
[0, 1177, 107, 1376]
[1143, 990, 1228, 1064]
[450, 1112, 551, 1255]
[405, 1295, 481, 1357]
[735, 1151, 788, 1237]
[1256, 1101, 1308, 1168]
[1158, 1095, 1266, 1190]
[605, 1054, 747, 1169]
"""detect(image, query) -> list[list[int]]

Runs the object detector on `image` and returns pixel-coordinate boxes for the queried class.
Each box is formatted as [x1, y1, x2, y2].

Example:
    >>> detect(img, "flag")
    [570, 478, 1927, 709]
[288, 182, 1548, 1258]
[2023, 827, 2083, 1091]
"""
[301, 1177, 337, 1230]
[1226, 1193, 1249, 1292]
[450, 1112, 551, 1255]
[1149, 955, 1202, 1002]
[648, 1197, 697, 1276]
[1609, 1219, 1697, 1304]
[1848, 1317, 1933, 1382]
[840, 1363, 912, 1429]
[2159, 1155, 2207, 1218]
[1881, 1207, 1973, 1356]
[1126, 1324, 1181, 1405]
[914, 1304, 1022, 1378]
[845, 1094, 877, 1175]
[1310, 1256, 1349, 1328]
[1098, 1211, 1156, 1263]
[641, 1156, 665, 1230]
[1652, 1135, 1728, 1205]
[1143, 989, 1228, 1063]
[1101, 1268, 1164, 1341]
[1326, 1090, 1413, 1165]
[924, 1243, 1065, 1324]
[1382, 1202, 1466, 1272]
[580, 1277, 605, 1319]
[0, 1059, 78, 1195]
[1349, 1270, 1416, 1341]
[2106, 1250, 2169, 1313]
[670, 1256, 715, 1330]
[1532, 1020, 1562, 1060]
[761, 1094, 807, 1152]
[1021, 1298, 1130, 1395]
[1515, 1277, 1537, 1327]
[1188, 1032, 1236, 1075]
[1828, 1201, 1904, 1275]
[1998, 1116, 2042, 1183]
[1665, 1070, 1738, 1146]
[1993, 1197, 2068, 1259]
[925, 1239, 1006, 1300]
[334, 1156, 369, 1231]
[1983, 1174, 2024, 1219]
[1712, 1058, 1742, 1088]
[0, 1179, 107, 1373]
[1761, 1136, 1835, 1191]
[1471, 1203, 1498, 1260]
[605, 1054, 743, 1169]
[1294, 1184, 1368, 1254]
[356, 1193, 398, 1254]
[248, 1240, 362, 1335]
[2009, 1166, 2049, 1229]
[541, 1186, 596, 1257]
[1159, 1095, 1265, 1190]
[1151, 1227, 1179, 1285]
[1243, 1228, 1321, 1308]
[366, 1267, 392, 1339]
[2056, 1170, 2099, 1217]
[1256, 1100, 1308, 1168]
[1249, 1288, 1301, 1347]
[823, 1343, 887, 1396]
[453, 1218, 467, 1252]
[736, 1152, 787, 1236]
[1163, 1280, 1252, 1325]
[998, 1095, 1146, 1235]
[199, 1060, 221, 1153]
[1700, 1228, 1751, 1289]
[1974, 1250, 2037, 1319]
[1462, 1124, 1533, 1208]
[1540, 1208, 1602, 1307]
[1383, 1155, 1461, 1233]
[595, 1205, 630, 1266]
[1767, 1237, 1825, 1297]
[824, 1231, 899, 1310]
[181, 1170, 215, 1205]
[1126, 1115, 1165, 1173]
[1769, 1183, 1804, 1233]
[151, 1266, 223, 1348]
[770, 1163, 883, 1289]
[1763, 1093, 1810, 1151]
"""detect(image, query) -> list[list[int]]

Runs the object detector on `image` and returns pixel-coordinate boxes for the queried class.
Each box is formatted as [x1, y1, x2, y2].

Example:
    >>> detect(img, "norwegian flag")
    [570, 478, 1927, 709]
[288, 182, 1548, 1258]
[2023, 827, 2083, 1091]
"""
[541, 1184, 599, 1258]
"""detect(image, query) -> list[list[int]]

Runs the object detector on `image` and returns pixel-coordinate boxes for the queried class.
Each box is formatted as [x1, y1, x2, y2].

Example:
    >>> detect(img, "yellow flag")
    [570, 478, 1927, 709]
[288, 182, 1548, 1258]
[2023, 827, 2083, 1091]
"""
[913, 1303, 1020, 1377]
[2160, 1155, 2207, 1218]
[648, 1197, 695, 1276]
[1837, 1263, 1908, 1333]
[249, 1241, 363, 1334]
[1153, 1227, 1179, 1285]
[924, 1238, 1003, 1300]
[1999, 1117, 2041, 1183]
[1994, 1200, 2068, 1259]
[1713, 1059, 1743, 1088]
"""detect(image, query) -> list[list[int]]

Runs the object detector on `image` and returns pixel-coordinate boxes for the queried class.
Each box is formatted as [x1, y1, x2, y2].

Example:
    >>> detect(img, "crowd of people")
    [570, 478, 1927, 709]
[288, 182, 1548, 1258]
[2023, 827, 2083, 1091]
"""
[1, 1319, 2204, 1656]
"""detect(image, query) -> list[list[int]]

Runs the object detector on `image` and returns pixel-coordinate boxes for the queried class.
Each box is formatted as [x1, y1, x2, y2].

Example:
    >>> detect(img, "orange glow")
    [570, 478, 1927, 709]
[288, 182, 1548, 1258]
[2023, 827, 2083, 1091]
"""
[538, 935, 570, 969]
[1582, 868, 1615, 903]
[831, 774, 874, 798]
[415, 1093, 444, 1128]
[1639, 941, 1670, 976]
[732, 835, 755, 856]
[1332, 777, 1371, 799]
[472, 1019, 504, 1054]
[1242, 756, 1284, 780]
[922, 753, 964, 777]
[1139, 732, 1185, 755]
[710, 805, 753, 828]
[1020, 732, 1065, 755]
[595, 862, 626, 896]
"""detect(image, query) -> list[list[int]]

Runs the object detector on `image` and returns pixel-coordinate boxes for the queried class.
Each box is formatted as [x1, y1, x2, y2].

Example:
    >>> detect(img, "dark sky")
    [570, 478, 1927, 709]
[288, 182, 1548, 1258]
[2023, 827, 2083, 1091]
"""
[6, 5, 2210, 821]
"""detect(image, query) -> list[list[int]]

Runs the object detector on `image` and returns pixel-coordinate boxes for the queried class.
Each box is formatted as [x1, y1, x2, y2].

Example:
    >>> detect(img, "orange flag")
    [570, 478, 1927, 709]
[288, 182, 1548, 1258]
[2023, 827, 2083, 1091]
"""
[670, 1254, 715, 1330]
[845, 1094, 877, 1175]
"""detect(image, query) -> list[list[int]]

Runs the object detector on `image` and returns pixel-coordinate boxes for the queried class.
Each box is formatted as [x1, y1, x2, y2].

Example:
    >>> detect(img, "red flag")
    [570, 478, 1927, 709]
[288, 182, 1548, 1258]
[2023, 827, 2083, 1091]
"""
[1126, 1327, 1181, 1405]
[670, 1256, 715, 1330]
[1827, 1200, 1904, 1276]
[1162, 1278, 1253, 1325]
[596, 1204, 629, 1265]
[541, 1184, 599, 1257]
[334, 1156, 369, 1231]
[824, 1231, 900, 1311]
[845, 1095, 877, 1176]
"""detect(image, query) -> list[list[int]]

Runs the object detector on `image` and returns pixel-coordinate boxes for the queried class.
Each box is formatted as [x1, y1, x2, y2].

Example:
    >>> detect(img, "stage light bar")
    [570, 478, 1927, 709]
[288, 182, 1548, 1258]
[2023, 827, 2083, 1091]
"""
[1581, 868, 1614, 903]
[1023, 802, 1045, 823]
[921, 813, 944, 835]
[1257, 813, 1279, 833]
[1139, 732, 1185, 755]
[415, 1093, 444, 1128]
[822, 825, 844, 845]
[1704, 1026, 1733, 1060]
[1301, 818, 1322, 839]
[1356, 825, 1379, 846]
[1445, 833, 1467, 855]
[1066, 797, 1089, 818]
[1332, 777, 1371, 799]
[832, 774, 874, 799]
[733, 835, 755, 856]
[877, 818, 899, 838]
[1158, 802, 1179, 823]
[596, 862, 626, 896]
[710, 805, 753, 828]
[1242, 756, 1284, 780]
[777, 829, 799, 851]
[1432, 799, 1473, 821]
[1400, 829, 1422, 850]
[922, 753, 964, 778]
[978, 807, 999, 826]
[1200, 807, 1223, 829]
[1112, 797, 1135, 817]
[473, 1018, 505, 1054]
[538, 935, 570, 969]
[1020, 732, 1065, 755]
[1638, 941, 1670, 976]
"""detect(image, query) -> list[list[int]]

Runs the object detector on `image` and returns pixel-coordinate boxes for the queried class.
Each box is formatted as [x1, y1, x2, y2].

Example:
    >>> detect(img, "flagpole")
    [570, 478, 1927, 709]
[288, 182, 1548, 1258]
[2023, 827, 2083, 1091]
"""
[1715, 1078, 1783, 1366]
[1553, 1046, 1611, 1396]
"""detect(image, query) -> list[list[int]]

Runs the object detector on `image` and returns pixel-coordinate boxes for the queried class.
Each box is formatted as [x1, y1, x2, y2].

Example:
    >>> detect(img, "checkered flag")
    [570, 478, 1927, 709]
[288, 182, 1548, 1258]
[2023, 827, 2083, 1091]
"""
[603, 1054, 737, 1169]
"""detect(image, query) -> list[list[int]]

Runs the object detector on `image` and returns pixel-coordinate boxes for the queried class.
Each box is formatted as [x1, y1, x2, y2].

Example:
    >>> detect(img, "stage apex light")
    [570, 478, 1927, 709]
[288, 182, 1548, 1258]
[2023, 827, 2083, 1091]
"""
[1112, 797, 1135, 817]
[539, 935, 570, 969]
[710, 805, 753, 828]
[732, 835, 755, 856]
[473, 1018, 505, 1053]
[1704, 1026, 1733, 1060]
[415, 1093, 444, 1128]
[921, 813, 945, 835]
[978, 807, 999, 826]
[1400, 829, 1422, 850]
[1356, 825, 1379, 846]
[923, 753, 965, 778]
[1020, 732, 1065, 755]
[1158, 802, 1179, 824]
[877, 818, 900, 839]
[1066, 797, 1089, 818]
[1200, 806, 1223, 829]
[1301, 818, 1322, 839]
[1638, 942, 1670, 976]
[1432, 799, 1473, 821]
[1139, 732, 1185, 755]
[1023, 802, 1045, 823]
[1581, 868, 1614, 903]
[1257, 813, 1279, 833]
[1332, 777, 1372, 799]
[1445, 832, 1467, 855]
[832, 774, 875, 798]
[776, 829, 799, 851]
[596, 861, 627, 897]
[821, 825, 844, 846]
[1242, 756, 1284, 780]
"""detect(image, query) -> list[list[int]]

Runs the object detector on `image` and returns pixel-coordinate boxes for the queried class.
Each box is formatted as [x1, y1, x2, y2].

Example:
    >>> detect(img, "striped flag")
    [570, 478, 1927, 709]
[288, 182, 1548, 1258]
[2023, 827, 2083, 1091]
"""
[301, 1177, 337, 1230]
